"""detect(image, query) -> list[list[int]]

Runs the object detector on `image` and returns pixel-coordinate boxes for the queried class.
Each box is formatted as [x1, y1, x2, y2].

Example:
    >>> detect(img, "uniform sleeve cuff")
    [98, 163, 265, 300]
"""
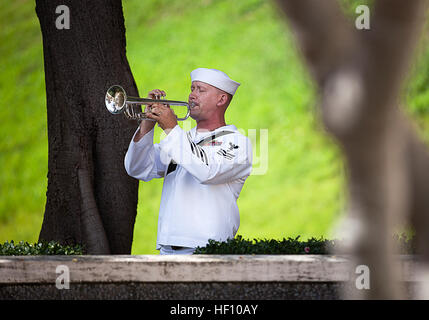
[131, 126, 155, 148]
[158, 125, 182, 155]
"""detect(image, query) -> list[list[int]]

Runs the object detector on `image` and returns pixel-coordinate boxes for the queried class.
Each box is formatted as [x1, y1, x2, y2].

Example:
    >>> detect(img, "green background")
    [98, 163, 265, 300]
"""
[1, 0, 428, 254]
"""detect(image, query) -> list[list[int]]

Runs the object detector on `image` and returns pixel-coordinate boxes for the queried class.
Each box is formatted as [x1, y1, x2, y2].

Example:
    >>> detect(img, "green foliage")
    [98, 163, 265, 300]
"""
[0, 240, 84, 256]
[194, 234, 416, 255]
[194, 235, 335, 254]
[2, 1, 429, 254]
[406, 43, 429, 115]
[338, 0, 374, 18]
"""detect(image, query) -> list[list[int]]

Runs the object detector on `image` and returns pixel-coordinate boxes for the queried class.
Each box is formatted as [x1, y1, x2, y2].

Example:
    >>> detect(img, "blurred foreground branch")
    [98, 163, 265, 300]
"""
[276, 0, 429, 299]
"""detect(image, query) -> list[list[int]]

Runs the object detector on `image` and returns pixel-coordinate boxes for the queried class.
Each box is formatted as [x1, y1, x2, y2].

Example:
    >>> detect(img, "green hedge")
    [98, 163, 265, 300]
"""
[0, 240, 84, 256]
[2, 234, 415, 255]
[194, 234, 416, 255]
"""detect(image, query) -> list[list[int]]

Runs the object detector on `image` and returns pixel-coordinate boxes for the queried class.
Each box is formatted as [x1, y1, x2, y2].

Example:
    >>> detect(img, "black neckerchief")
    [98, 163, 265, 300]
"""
[166, 130, 235, 175]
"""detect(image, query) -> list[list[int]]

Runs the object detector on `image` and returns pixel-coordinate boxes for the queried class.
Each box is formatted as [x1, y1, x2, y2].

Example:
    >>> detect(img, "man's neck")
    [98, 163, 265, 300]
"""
[196, 118, 226, 132]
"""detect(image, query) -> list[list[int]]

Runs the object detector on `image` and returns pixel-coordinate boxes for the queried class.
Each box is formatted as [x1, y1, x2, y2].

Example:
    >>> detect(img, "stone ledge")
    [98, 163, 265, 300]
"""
[0, 255, 418, 284]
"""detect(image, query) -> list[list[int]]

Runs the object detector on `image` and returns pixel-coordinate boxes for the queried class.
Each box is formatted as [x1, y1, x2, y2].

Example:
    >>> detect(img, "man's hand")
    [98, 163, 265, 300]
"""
[133, 89, 166, 142]
[146, 103, 178, 134]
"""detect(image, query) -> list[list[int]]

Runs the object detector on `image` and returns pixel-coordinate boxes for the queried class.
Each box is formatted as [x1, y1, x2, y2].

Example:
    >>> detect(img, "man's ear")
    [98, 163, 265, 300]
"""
[217, 93, 228, 108]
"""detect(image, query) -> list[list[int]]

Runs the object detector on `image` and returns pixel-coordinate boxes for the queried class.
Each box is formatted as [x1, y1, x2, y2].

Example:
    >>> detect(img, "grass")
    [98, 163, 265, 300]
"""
[1, 0, 429, 254]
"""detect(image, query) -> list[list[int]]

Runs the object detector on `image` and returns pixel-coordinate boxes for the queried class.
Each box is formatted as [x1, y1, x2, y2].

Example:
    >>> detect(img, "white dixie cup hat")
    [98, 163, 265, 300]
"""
[190, 68, 241, 96]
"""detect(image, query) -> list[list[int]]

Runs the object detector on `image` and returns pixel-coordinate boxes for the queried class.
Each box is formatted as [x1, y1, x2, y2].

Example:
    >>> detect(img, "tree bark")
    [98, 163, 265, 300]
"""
[36, 0, 139, 254]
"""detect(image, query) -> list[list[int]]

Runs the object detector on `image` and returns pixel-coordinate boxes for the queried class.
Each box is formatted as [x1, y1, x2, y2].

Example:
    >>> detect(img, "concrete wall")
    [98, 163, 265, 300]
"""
[0, 255, 418, 300]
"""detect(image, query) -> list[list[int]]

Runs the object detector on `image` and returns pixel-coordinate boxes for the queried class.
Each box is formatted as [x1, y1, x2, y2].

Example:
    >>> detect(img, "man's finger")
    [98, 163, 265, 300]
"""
[146, 112, 159, 121]
[148, 89, 164, 99]
[158, 104, 171, 111]
[150, 108, 161, 116]
[150, 103, 164, 115]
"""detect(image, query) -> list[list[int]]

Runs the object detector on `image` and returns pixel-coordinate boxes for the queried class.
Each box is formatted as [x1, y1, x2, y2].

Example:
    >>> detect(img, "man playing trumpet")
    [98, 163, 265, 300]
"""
[124, 68, 252, 254]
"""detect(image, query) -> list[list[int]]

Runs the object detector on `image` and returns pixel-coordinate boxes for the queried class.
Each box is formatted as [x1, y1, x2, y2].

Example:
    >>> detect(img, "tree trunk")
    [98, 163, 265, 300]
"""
[36, 0, 139, 254]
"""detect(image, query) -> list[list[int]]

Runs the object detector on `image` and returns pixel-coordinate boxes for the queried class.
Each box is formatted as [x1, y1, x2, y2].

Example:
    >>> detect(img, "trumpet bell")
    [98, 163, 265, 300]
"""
[104, 84, 191, 121]
[105, 85, 127, 114]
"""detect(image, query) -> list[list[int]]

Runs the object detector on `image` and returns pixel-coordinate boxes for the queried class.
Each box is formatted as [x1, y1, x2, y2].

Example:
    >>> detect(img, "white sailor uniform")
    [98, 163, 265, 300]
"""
[124, 124, 252, 252]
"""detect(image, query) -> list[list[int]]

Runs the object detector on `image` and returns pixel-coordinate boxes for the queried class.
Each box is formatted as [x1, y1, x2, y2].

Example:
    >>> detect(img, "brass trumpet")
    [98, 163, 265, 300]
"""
[105, 85, 192, 121]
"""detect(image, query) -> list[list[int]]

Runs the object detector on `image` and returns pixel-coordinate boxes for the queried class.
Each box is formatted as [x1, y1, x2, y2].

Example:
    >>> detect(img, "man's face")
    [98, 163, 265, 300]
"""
[188, 81, 222, 121]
